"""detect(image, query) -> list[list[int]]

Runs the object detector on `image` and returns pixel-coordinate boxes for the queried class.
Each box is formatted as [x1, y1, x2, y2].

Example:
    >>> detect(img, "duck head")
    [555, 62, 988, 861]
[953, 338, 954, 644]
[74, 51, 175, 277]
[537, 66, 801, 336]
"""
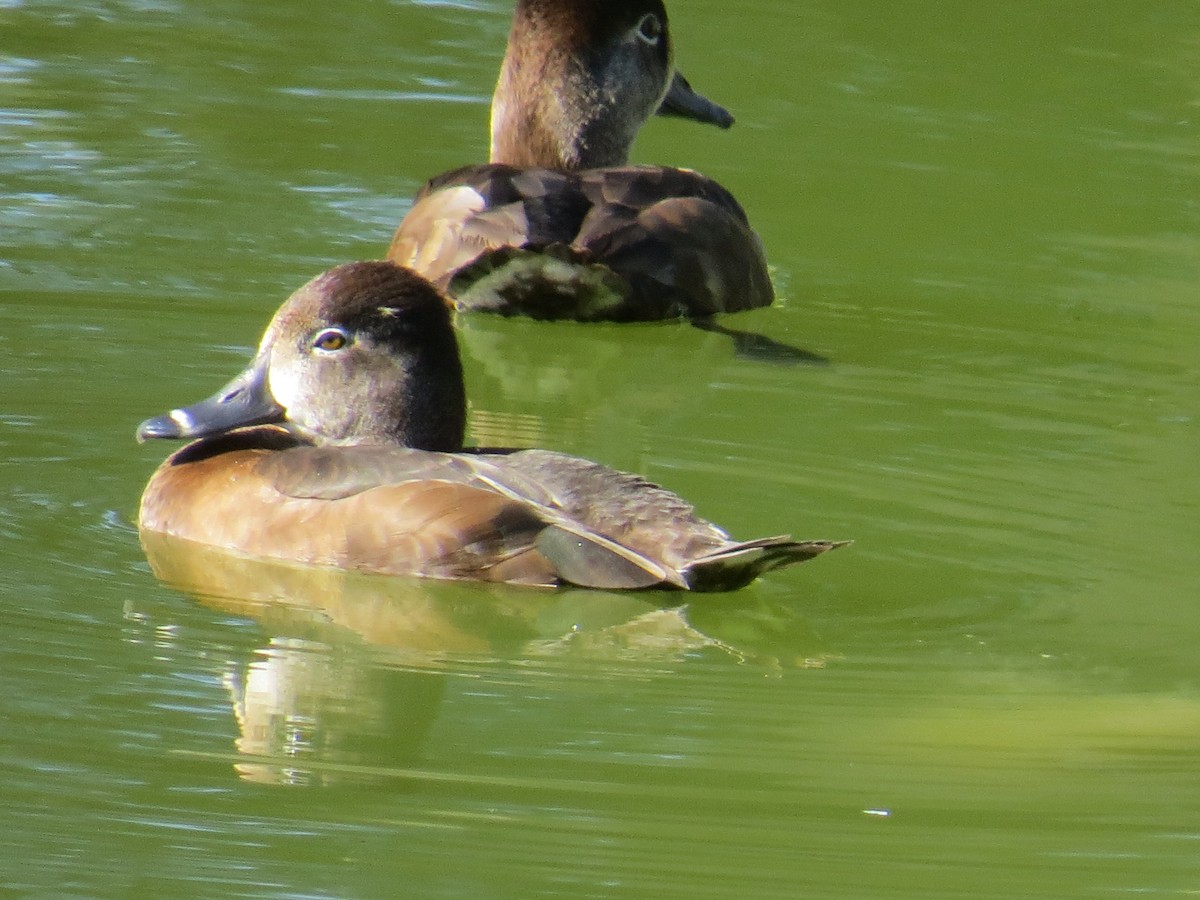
[489, 0, 734, 169]
[137, 262, 467, 452]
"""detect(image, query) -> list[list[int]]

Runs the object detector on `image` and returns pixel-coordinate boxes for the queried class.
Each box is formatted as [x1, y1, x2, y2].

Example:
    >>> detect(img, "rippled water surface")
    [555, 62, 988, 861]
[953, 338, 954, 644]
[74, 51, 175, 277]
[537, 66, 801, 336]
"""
[3, 1, 1199, 896]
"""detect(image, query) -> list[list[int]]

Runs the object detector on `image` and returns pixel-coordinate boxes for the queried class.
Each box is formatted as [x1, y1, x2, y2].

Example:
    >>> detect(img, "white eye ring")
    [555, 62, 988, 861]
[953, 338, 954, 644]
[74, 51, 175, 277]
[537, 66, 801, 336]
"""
[312, 327, 350, 353]
[635, 13, 662, 46]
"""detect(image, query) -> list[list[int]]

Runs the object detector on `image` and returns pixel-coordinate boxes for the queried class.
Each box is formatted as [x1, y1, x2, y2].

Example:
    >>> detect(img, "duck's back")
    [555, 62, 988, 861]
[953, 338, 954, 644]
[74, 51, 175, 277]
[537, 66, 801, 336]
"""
[387, 163, 773, 321]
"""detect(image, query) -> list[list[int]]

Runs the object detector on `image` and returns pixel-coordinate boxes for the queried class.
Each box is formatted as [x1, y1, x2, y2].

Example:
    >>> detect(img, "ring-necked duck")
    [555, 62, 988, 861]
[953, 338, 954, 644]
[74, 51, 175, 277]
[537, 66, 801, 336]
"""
[387, 0, 774, 323]
[138, 262, 843, 590]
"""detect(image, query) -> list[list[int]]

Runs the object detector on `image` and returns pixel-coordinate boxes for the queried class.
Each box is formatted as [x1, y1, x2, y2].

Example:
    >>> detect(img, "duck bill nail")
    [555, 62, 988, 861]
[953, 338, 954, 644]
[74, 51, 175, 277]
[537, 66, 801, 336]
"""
[657, 71, 735, 129]
[136, 357, 284, 442]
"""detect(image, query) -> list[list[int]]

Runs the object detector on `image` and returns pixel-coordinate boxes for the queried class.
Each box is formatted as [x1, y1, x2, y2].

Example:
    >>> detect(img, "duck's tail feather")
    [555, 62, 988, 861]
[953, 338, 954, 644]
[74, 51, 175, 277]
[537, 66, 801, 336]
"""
[682, 537, 850, 593]
[535, 524, 849, 593]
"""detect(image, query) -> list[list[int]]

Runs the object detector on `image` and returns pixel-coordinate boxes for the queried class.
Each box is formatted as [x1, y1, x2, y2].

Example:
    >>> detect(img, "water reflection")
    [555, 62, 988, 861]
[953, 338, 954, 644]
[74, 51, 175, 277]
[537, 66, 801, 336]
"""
[225, 637, 445, 786]
[455, 308, 821, 461]
[142, 530, 828, 783]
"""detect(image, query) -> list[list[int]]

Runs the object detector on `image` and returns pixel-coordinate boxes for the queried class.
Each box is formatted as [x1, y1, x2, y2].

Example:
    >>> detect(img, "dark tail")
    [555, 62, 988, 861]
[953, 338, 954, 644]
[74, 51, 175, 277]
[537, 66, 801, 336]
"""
[682, 538, 850, 592]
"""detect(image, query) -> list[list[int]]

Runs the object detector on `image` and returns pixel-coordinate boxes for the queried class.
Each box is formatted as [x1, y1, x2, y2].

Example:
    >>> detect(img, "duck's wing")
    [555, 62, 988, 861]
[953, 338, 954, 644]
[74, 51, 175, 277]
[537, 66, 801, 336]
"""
[573, 166, 775, 317]
[579, 165, 753, 226]
[256, 445, 684, 589]
[494, 449, 847, 591]
[491, 449, 729, 548]
[387, 164, 591, 290]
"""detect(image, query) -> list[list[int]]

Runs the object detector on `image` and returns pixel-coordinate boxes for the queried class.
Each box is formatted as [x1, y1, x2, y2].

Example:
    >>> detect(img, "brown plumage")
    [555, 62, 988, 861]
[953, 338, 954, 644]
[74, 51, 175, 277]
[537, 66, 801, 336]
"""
[386, 0, 773, 322]
[137, 262, 844, 590]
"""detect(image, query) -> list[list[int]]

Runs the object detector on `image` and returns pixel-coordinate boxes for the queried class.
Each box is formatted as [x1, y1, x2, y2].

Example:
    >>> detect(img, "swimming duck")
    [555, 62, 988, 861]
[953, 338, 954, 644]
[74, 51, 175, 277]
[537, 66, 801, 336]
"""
[386, 0, 773, 322]
[137, 262, 842, 590]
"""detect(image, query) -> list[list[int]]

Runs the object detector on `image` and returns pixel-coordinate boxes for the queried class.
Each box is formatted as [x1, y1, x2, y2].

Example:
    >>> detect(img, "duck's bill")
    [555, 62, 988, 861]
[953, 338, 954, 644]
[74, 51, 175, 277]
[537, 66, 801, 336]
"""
[657, 71, 734, 129]
[136, 356, 284, 442]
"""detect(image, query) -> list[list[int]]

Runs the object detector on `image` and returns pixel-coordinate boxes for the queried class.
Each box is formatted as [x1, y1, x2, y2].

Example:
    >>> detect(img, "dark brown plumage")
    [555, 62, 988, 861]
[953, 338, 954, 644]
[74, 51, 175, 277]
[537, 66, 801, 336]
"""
[387, 0, 772, 322]
[137, 262, 844, 590]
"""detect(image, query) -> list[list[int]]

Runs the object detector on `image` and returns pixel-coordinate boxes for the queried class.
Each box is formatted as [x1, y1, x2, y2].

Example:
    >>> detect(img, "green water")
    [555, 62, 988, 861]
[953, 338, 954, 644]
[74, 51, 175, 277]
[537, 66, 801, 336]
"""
[3, 1, 1199, 896]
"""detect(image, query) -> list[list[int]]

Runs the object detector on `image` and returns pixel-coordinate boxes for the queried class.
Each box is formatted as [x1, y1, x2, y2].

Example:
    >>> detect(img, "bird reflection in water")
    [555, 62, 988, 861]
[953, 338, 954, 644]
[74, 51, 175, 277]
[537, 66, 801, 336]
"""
[142, 530, 828, 785]
[223, 636, 446, 787]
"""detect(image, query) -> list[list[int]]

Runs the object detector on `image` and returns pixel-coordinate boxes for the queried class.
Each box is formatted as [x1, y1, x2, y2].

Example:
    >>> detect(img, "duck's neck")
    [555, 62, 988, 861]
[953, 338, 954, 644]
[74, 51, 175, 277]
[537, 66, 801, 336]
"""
[380, 377, 466, 453]
[379, 346, 468, 453]
[488, 36, 635, 170]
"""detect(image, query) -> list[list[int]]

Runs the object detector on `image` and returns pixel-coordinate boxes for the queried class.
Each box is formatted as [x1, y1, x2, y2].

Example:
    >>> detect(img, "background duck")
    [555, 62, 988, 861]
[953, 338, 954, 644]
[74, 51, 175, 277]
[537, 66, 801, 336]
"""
[386, 0, 775, 323]
[137, 261, 844, 591]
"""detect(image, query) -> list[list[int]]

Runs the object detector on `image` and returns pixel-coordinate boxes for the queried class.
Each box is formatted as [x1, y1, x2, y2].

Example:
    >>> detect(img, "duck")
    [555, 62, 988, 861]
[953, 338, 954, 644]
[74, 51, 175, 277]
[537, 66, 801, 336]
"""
[137, 261, 843, 591]
[386, 0, 774, 323]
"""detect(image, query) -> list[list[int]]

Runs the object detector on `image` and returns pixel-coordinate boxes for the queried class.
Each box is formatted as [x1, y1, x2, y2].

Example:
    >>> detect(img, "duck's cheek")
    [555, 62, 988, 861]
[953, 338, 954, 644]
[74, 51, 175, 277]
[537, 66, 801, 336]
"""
[266, 356, 350, 442]
[265, 358, 305, 423]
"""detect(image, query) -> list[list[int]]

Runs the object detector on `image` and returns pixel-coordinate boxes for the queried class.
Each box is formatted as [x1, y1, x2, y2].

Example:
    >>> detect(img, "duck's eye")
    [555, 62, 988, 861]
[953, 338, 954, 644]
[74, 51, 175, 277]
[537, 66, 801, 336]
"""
[312, 328, 349, 353]
[635, 13, 662, 45]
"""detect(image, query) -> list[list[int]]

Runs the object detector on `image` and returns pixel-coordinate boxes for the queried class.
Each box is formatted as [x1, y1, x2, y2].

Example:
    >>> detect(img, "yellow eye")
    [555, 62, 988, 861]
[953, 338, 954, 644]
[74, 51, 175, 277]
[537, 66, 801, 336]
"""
[313, 328, 348, 352]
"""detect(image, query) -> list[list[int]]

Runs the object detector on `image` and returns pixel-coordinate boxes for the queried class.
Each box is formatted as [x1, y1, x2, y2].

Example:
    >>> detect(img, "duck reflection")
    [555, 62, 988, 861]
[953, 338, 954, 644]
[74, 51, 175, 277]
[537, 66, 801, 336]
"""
[223, 636, 445, 787]
[456, 311, 804, 457]
[143, 531, 827, 784]
[143, 529, 691, 657]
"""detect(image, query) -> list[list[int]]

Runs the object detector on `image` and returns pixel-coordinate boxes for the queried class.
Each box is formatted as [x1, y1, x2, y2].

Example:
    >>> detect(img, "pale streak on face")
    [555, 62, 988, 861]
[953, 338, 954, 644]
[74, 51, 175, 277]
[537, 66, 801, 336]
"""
[264, 348, 301, 426]
[255, 306, 298, 415]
